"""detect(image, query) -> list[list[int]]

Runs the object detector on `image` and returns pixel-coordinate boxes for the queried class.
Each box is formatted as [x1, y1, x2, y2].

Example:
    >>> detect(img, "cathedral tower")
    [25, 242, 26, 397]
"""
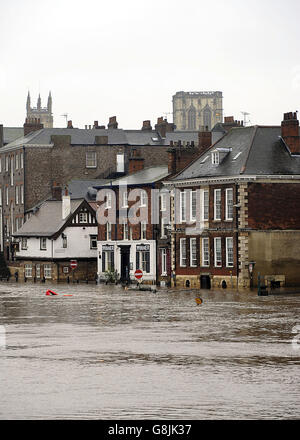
[26, 91, 53, 128]
[172, 91, 223, 131]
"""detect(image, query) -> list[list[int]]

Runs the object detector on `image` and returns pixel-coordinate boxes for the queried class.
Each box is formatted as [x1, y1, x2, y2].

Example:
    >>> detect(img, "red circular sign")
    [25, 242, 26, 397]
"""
[134, 269, 143, 280]
[70, 260, 78, 269]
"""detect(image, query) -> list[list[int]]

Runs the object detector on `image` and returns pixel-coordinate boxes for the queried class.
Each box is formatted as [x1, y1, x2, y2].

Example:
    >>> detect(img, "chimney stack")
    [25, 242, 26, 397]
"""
[62, 187, 71, 220]
[198, 128, 212, 155]
[281, 112, 300, 154]
[67, 120, 73, 129]
[51, 182, 62, 201]
[168, 141, 201, 175]
[94, 121, 99, 129]
[155, 117, 176, 138]
[128, 149, 145, 174]
[23, 118, 43, 136]
[108, 116, 118, 129]
[142, 120, 152, 131]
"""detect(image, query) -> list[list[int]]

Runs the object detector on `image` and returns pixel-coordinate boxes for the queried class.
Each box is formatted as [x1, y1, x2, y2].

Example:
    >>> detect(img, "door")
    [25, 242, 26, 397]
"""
[119, 245, 131, 283]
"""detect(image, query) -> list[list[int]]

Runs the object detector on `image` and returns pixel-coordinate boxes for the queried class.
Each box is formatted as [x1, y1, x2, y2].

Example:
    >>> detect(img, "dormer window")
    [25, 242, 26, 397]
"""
[212, 151, 219, 165]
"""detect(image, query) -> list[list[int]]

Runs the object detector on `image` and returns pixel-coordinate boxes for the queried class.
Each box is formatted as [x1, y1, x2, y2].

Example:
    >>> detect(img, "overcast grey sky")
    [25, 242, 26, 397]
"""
[1, 0, 300, 129]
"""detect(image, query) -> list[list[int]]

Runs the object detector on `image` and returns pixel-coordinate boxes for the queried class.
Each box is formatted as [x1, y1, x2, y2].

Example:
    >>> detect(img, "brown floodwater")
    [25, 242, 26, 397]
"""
[0, 282, 299, 420]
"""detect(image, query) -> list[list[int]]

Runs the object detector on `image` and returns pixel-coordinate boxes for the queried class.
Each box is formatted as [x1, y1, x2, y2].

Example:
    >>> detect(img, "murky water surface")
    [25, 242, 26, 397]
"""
[0, 282, 299, 420]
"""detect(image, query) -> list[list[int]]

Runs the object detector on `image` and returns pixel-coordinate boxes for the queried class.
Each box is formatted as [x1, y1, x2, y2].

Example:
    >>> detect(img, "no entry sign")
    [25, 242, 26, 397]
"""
[70, 260, 78, 270]
[134, 269, 143, 280]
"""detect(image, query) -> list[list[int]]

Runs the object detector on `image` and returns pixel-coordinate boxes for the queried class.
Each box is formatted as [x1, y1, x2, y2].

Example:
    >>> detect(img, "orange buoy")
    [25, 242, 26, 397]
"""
[195, 297, 203, 305]
[46, 290, 59, 296]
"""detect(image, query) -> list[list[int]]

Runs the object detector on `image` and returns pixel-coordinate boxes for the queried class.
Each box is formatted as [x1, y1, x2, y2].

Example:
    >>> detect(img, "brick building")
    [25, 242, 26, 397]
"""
[0, 116, 200, 260]
[164, 112, 300, 289]
[95, 165, 171, 284]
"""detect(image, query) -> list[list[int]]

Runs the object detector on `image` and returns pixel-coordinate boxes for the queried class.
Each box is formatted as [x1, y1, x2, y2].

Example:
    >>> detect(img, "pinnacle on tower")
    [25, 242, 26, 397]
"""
[37, 93, 41, 110]
[26, 91, 31, 112]
[47, 91, 52, 112]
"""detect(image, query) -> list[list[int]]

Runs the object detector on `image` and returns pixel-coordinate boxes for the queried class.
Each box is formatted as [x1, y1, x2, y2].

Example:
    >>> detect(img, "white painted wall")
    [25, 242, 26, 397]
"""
[97, 240, 156, 282]
[16, 226, 98, 259]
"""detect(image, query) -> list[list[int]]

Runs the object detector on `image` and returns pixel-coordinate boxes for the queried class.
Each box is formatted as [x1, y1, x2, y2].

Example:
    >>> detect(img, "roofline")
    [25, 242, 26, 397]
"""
[163, 174, 300, 187]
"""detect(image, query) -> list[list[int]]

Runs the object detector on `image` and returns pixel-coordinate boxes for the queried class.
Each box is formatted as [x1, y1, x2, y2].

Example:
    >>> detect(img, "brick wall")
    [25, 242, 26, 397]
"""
[248, 182, 300, 229]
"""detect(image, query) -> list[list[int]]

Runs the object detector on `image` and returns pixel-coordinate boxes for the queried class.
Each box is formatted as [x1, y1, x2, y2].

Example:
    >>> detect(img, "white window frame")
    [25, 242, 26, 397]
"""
[160, 193, 167, 212]
[105, 192, 112, 210]
[86, 151, 97, 168]
[6, 187, 9, 206]
[0, 188, 2, 207]
[161, 248, 167, 276]
[106, 222, 112, 240]
[190, 191, 197, 222]
[40, 237, 47, 250]
[122, 191, 128, 208]
[21, 185, 24, 204]
[5, 156, 9, 172]
[214, 189, 221, 221]
[225, 188, 233, 221]
[161, 217, 169, 238]
[21, 237, 27, 250]
[202, 190, 209, 221]
[214, 237, 222, 267]
[123, 223, 129, 240]
[15, 153, 19, 170]
[180, 238, 187, 267]
[79, 212, 88, 223]
[180, 191, 186, 223]
[24, 264, 32, 278]
[141, 221, 147, 240]
[140, 190, 147, 207]
[36, 264, 41, 279]
[226, 237, 234, 268]
[212, 151, 219, 165]
[10, 156, 14, 186]
[202, 238, 210, 267]
[90, 235, 97, 249]
[44, 264, 52, 279]
[190, 238, 197, 267]
[15, 186, 19, 205]
[20, 152, 24, 169]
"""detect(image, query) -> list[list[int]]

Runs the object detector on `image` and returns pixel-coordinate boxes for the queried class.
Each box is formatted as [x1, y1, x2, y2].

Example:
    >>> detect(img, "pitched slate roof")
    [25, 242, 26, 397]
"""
[3, 127, 24, 145]
[13, 199, 83, 237]
[94, 165, 170, 188]
[68, 179, 110, 200]
[1, 127, 200, 151]
[171, 126, 300, 181]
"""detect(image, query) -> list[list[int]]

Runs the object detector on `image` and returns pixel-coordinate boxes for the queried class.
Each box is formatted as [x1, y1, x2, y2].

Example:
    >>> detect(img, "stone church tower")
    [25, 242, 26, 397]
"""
[26, 91, 53, 128]
[172, 91, 223, 131]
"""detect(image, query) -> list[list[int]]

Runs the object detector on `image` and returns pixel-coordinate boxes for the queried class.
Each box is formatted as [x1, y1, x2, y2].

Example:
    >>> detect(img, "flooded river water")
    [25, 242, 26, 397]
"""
[0, 282, 299, 420]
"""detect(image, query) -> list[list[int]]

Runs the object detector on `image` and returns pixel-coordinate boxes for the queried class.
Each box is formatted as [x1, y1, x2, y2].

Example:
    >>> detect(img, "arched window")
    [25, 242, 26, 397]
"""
[188, 106, 196, 130]
[203, 107, 212, 130]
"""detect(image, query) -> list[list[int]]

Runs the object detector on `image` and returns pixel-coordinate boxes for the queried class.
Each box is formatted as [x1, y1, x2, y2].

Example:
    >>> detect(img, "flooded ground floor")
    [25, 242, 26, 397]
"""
[0, 282, 299, 420]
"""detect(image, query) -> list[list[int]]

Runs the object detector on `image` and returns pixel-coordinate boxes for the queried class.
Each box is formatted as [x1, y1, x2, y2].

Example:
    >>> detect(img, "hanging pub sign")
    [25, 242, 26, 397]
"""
[102, 244, 114, 251]
[136, 244, 150, 252]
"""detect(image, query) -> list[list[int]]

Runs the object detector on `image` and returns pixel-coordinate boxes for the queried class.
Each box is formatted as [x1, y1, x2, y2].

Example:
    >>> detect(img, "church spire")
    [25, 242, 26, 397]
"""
[47, 91, 52, 113]
[37, 93, 41, 110]
[26, 91, 31, 113]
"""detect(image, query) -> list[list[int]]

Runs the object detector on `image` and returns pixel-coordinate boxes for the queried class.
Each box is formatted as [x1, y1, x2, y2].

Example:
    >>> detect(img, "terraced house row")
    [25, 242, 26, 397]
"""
[3, 111, 300, 289]
[97, 111, 300, 289]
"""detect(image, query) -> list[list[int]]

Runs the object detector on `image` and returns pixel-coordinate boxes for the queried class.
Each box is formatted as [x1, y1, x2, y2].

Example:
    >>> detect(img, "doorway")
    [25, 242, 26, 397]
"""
[119, 245, 131, 283]
[200, 275, 211, 290]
